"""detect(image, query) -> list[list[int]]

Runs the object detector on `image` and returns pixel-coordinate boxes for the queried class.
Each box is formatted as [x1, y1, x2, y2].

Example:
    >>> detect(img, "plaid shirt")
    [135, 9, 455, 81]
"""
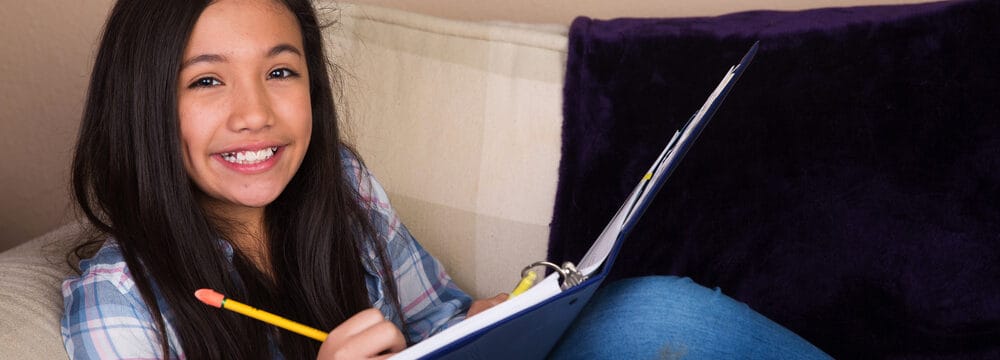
[61, 152, 472, 359]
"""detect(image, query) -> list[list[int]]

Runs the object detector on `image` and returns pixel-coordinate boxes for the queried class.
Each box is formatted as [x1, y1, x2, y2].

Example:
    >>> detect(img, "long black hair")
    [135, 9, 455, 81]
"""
[71, 0, 405, 358]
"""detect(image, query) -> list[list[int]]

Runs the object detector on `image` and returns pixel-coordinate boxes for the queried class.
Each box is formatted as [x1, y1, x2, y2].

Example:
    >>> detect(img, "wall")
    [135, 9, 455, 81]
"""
[0, 0, 116, 251]
[346, 0, 940, 24]
[0, 0, 939, 250]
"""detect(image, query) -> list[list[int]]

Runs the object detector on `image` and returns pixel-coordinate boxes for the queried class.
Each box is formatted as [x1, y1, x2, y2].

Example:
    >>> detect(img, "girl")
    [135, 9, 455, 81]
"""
[63, 0, 831, 359]
[63, 0, 497, 358]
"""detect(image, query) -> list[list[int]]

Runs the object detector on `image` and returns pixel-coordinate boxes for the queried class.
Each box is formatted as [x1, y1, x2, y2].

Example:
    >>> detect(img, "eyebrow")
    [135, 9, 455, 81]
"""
[180, 43, 304, 70]
[267, 43, 302, 58]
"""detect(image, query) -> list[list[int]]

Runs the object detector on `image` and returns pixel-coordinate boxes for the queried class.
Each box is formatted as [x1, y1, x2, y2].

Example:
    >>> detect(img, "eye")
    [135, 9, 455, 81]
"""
[268, 68, 300, 80]
[189, 77, 222, 89]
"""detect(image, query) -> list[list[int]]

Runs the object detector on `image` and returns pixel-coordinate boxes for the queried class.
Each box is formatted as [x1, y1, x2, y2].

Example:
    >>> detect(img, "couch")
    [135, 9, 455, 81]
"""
[0, 3, 568, 358]
[6, 1, 996, 359]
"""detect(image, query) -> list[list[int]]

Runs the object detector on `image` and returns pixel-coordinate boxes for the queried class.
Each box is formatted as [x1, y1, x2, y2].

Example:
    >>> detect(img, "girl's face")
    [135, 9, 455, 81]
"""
[178, 0, 311, 217]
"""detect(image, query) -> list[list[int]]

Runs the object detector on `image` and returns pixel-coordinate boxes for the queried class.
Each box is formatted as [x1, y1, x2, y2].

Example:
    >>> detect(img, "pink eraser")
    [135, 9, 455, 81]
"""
[194, 288, 225, 308]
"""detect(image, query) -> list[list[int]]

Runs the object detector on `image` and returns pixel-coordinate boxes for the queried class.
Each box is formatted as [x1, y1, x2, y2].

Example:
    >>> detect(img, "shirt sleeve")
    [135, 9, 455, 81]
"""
[385, 223, 472, 342]
[61, 251, 177, 359]
[344, 152, 473, 343]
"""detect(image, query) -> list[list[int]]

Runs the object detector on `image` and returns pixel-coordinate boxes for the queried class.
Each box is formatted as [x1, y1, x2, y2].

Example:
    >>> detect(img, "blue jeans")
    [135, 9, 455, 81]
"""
[549, 276, 832, 359]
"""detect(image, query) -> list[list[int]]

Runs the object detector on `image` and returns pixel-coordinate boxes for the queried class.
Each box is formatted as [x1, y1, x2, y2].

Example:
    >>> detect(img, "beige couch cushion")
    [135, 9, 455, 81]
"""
[327, 3, 568, 297]
[0, 223, 81, 359]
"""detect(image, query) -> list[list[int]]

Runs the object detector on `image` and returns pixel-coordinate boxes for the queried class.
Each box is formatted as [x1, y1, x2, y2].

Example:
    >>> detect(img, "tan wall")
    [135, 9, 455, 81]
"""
[345, 0, 940, 24]
[0, 0, 938, 251]
[0, 0, 116, 251]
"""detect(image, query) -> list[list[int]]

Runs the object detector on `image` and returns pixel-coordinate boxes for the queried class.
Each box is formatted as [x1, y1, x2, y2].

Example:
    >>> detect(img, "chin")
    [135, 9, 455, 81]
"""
[235, 194, 282, 208]
[216, 188, 283, 209]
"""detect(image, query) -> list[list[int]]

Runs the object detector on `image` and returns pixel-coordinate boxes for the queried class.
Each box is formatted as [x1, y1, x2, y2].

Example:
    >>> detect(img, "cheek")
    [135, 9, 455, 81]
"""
[178, 91, 228, 139]
[177, 95, 199, 147]
[176, 99, 220, 167]
[176, 103, 195, 167]
[300, 104, 313, 140]
[300, 104, 313, 147]
[276, 88, 313, 139]
[177, 116, 202, 177]
[300, 89, 313, 139]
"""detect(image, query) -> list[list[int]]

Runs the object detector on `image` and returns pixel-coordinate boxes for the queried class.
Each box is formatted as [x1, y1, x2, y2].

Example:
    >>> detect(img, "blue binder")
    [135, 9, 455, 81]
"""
[395, 42, 758, 360]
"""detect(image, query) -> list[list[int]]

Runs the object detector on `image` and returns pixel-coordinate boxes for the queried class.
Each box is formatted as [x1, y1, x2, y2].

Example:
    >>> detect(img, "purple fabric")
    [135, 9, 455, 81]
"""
[548, 0, 1000, 358]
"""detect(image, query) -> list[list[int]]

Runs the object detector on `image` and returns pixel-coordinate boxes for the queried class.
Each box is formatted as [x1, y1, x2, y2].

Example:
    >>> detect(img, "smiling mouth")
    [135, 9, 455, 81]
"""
[220, 146, 280, 165]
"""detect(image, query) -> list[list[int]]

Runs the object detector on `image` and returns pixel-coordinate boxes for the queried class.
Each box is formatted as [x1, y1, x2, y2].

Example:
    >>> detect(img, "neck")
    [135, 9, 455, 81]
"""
[198, 195, 273, 277]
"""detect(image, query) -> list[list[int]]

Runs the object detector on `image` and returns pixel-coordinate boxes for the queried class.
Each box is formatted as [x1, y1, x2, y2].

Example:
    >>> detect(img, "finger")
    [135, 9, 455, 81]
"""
[325, 308, 386, 348]
[467, 293, 510, 317]
[492, 293, 509, 303]
[481, 293, 509, 309]
[334, 320, 407, 357]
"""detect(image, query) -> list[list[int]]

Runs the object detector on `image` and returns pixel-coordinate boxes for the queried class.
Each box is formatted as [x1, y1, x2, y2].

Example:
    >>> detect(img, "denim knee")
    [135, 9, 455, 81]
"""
[548, 276, 831, 359]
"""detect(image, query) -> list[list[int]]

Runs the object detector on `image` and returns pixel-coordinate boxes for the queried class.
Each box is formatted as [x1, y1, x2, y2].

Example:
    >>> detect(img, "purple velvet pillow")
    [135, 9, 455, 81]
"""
[549, 0, 999, 358]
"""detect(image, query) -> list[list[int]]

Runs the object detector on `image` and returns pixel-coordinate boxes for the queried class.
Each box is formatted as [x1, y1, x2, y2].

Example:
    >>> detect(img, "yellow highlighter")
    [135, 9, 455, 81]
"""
[509, 270, 538, 298]
[195, 288, 328, 342]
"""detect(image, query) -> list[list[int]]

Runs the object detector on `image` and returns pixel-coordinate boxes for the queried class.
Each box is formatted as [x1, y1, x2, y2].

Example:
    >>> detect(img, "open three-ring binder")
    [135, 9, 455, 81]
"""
[393, 42, 759, 360]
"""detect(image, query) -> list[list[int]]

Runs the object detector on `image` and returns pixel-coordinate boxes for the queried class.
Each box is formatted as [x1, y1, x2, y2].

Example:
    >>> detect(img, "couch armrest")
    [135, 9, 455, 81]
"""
[0, 223, 83, 359]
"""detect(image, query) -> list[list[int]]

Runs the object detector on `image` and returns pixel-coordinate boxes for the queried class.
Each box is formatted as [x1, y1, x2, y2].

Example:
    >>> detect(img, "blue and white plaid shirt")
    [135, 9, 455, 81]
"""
[61, 152, 472, 359]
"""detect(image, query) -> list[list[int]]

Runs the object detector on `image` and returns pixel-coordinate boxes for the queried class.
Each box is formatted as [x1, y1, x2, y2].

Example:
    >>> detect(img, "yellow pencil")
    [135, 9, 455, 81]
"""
[194, 288, 328, 342]
[509, 270, 538, 298]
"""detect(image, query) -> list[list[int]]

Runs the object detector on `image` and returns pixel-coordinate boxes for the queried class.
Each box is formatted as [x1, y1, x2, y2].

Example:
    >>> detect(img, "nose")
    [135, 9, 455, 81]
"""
[227, 80, 274, 133]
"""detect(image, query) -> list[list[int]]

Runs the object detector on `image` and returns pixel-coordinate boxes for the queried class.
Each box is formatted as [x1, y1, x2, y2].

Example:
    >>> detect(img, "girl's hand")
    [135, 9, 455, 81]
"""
[467, 293, 509, 318]
[317, 308, 406, 359]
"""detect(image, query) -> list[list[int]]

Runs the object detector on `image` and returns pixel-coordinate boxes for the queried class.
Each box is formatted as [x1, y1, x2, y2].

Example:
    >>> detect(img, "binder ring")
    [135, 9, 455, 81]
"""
[521, 261, 587, 290]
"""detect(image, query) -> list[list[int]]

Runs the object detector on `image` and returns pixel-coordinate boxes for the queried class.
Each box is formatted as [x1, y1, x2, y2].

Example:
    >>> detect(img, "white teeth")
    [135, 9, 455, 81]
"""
[221, 146, 278, 164]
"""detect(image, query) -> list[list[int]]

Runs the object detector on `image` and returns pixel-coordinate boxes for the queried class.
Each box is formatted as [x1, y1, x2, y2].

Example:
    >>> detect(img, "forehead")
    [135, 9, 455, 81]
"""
[185, 0, 302, 55]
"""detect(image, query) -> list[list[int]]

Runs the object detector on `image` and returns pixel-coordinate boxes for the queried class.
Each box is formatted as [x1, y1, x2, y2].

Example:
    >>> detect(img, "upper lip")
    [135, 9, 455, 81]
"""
[215, 142, 284, 155]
